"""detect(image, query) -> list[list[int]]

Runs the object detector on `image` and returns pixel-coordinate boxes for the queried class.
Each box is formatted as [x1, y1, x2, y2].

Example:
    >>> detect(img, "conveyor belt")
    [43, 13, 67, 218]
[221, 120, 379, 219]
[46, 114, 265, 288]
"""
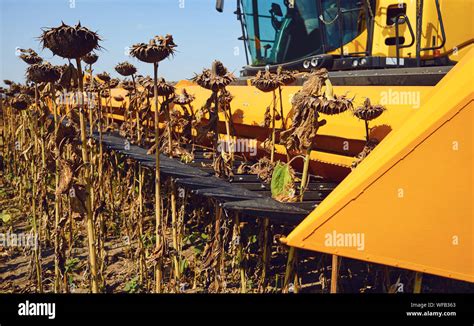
[92, 130, 338, 224]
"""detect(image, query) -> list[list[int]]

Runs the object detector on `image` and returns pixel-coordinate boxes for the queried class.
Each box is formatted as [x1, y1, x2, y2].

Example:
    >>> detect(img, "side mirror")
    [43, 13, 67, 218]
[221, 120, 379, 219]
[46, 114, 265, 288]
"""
[216, 0, 224, 12]
[271, 3, 283, 17]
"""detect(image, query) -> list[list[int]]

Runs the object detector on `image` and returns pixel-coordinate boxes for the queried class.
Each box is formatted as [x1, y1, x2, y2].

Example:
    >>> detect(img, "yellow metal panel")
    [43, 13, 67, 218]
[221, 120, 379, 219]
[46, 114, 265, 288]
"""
[174, 84, 432, 142]
[371, 0, 473, 59]
[284, 48, 474, 282]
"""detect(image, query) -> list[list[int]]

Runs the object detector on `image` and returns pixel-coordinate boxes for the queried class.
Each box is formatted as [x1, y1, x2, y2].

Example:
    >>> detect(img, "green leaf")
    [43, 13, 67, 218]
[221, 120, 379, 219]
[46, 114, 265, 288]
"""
[193, 246, 203, 255]
[124, 276, 139, 293]
[248, 235, 257, 244]
[0, 211, 12, 224]
[271, 162, 293, 198]
[179, 258, 189, 274]
[65, 257, 80, 273]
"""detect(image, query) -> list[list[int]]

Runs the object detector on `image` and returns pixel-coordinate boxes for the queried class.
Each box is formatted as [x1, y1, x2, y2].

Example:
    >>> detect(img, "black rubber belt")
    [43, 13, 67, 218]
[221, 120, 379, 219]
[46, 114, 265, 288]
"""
[92, 130, 312, 223]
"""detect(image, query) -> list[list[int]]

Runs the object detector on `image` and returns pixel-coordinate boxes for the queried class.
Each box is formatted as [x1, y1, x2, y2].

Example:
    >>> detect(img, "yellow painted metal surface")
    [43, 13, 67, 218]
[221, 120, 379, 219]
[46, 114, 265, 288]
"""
[172, 84, 431, 141]
[326, 0, 473, 61]
[283, 48, 474, 283]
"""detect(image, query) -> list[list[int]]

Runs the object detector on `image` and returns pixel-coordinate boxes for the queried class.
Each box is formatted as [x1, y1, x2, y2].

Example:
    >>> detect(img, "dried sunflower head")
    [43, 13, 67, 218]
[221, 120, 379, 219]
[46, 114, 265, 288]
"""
[96, 71, 111, 83]
[82, 52, 98, 65]
[136, 76, 154, 97]
[251, 70, 280, 92]
[109, 78, 120, 88]
[20, 85, 36, 97]
[11, 94, 31, 110]
[101, 89, 110, 98]
[26, 62, 61, 83]
[120, 80, 135, 92]
[318, 94, 353, 115]
[156, 78, 175, 97]
[353, 98, 386, 121]
[40, 22, 101, 59]
[18, 48, 43, 65]
[173, 88, 195, 105]
[129, 34, 176, 63]
[276, 66, 296, 86]
[301, 74, 353, 115]
[192, 60, 235, 91]
[115, 61, 137, 77]
[113, 95, 124, 102]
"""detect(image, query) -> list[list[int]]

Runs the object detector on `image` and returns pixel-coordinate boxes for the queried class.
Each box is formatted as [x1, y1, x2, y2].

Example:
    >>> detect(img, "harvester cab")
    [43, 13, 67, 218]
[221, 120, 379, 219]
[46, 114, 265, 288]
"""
[219, 0, 473, 76]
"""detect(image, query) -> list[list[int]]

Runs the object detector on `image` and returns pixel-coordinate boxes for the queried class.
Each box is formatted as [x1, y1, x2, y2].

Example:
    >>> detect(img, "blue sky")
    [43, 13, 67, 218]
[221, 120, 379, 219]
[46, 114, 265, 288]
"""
[0, 0, 245, 83]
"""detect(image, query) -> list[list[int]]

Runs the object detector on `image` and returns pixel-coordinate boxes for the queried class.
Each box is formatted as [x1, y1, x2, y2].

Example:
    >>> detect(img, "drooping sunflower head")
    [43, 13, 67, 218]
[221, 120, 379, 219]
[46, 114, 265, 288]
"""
[18, 48, 43, 65]
[115, 61, 137, 77]
[40, 22, 101, 59]
[276, 66, 297, 86]
[192, 60, 235, 91]
[129, 34, 176, 63]
[251, 69, 280, 92]
[26, 62, 61, 83]
[96, 71, 111, 83]
[318, 94, 354, 115]
[156, 78, 175, 97]
[82, 52, 99, 65]
[20, 84, 36, 97]
[109, 78, 120, 88]
[120, 80, 135, 93]
[101, 89, 110, 98]
[353, 98, 386, 121]
[113, 95, 125, 102]
[11, 94, 31, 110]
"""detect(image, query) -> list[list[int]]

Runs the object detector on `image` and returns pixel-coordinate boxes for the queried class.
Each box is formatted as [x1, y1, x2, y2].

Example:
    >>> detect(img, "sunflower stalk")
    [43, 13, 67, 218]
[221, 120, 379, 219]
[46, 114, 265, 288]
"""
[51, 83, 63, 293]
[29, 132, 43, 293]
[137, 164, 147, 285]
[231, 213, 246, 293]
[170, 181, 180, 282]
[153, 62, 163, 293]
[75, 58, 100, 293]
[270, 90, 277, 162]
[260, 217, 271, 291]
[300, 147, 312, 199]
[283, 246, 298, 293]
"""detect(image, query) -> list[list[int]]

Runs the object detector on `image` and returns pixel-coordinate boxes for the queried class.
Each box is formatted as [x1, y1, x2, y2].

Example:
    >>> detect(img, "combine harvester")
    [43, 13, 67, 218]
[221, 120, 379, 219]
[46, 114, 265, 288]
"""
[195, 0, 473, 291]
[102, 0, 472, 291]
